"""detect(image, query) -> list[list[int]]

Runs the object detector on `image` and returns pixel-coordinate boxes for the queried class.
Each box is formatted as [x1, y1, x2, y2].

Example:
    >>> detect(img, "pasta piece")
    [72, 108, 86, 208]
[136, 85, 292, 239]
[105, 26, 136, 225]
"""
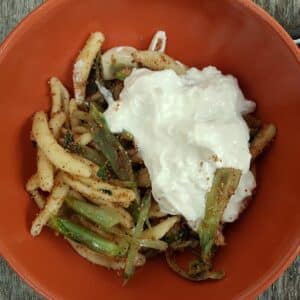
[30, 190, 45, 209]
[69, 99, 79, 129]
[75, 132, 93, 146]
[142, 216, 180, 240]
[49, 77, 70, 115]
[32, 111, 92, 177]
[63, 174, 135, 207]
[37, 148, 54, 192]
[73, 32, 105, 101]
[26, 173, 40, 192]
[49, 111, 66, 138]
[133, 51, 187, 75]
[74, 176, 136, 206]
[101, 46, 137, 80]
[61, 173, 110, 206]
[73, 126, 89, 134]
[49, 77, 62, 115]
[31, 178, 69, 236]
[148, 31, 167, 52]
[26, 174, 45, 209]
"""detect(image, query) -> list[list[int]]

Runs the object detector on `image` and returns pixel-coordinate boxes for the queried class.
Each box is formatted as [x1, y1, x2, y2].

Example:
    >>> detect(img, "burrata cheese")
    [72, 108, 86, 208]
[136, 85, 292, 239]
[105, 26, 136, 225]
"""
[104, 66, 256, 229]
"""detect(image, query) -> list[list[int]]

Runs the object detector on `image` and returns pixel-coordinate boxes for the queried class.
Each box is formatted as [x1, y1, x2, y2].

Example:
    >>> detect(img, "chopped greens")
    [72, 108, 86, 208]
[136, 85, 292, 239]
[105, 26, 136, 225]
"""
[48, 217, 128, 257]
[198, 168, 242, 263]
[65, 196, 122, 229]
[124, 191, 151, 282]
[89, 104, 134, 181]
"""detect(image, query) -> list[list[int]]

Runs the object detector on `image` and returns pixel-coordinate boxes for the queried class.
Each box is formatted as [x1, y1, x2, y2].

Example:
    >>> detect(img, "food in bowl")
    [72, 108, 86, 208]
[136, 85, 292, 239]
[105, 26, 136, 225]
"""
[26, 31, 276, 283]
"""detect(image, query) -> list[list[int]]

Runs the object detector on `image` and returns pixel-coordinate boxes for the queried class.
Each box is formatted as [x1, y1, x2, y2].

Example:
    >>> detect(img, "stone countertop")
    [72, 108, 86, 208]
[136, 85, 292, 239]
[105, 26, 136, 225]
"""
[0, 0, 299, 299]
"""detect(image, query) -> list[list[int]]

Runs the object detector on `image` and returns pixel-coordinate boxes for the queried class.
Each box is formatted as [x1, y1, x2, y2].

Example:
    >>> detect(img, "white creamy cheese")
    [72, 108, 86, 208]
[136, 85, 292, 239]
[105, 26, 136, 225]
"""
[104, 66, 256, 229]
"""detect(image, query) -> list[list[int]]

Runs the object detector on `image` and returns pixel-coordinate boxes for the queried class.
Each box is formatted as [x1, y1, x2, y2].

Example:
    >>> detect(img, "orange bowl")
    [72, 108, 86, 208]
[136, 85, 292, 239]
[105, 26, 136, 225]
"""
[0, 0, 299, 299]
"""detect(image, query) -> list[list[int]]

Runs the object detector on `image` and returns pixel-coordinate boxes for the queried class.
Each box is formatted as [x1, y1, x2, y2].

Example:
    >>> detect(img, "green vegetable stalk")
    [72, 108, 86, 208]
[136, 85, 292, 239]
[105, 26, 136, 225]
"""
[250, 124, 276, 160]
[198, 168, 242, 263]
[89, 104, 134, 181]
[63, 131, 106, 166]
[124, 191, 152, 282]
[65, 196, 122, 229]
[63, 131, 109, 179]
[48, 217, 128, 257]
[165, 248, 224, 281]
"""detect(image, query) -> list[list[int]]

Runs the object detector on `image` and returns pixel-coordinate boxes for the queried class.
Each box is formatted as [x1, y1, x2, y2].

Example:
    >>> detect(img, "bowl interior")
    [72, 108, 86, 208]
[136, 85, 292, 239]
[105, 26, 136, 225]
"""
[0, 0, 299, 299]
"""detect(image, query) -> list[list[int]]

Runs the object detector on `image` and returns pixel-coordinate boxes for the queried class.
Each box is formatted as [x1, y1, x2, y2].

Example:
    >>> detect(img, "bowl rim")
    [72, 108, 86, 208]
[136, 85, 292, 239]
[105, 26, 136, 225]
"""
[0, 0, 299, 299]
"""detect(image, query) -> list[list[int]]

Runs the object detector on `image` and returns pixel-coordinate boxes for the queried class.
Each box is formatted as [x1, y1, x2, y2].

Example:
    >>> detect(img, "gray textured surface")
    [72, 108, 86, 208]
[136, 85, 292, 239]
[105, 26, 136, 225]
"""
[0, 0, 299, 299]
[255, 0, 300, 30]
